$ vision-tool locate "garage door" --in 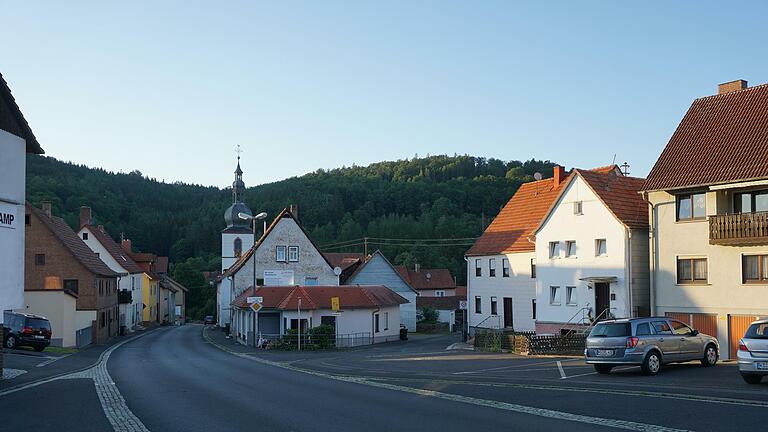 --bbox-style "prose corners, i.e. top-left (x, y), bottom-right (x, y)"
top-left (729, 314), bottom-right (763, 359)
top-left (665, 312), bottom-right (718, 339)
